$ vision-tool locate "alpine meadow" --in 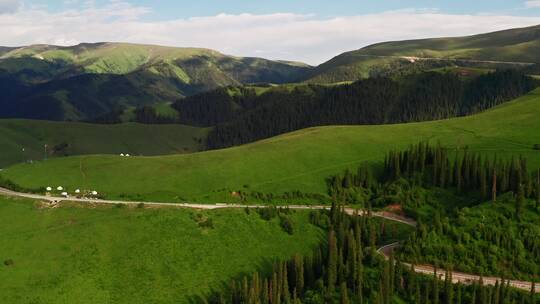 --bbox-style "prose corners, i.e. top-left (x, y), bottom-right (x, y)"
top-left (1, 4), bottom-right (540, 303)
